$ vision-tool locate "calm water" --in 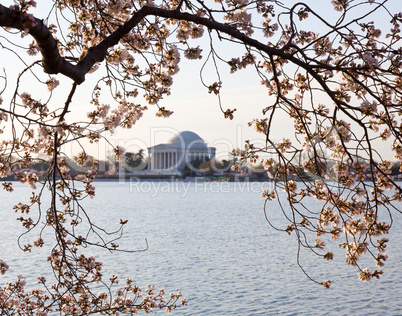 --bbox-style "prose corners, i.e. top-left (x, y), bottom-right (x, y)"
top-left (1, 180), bottom-right (401, 315)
